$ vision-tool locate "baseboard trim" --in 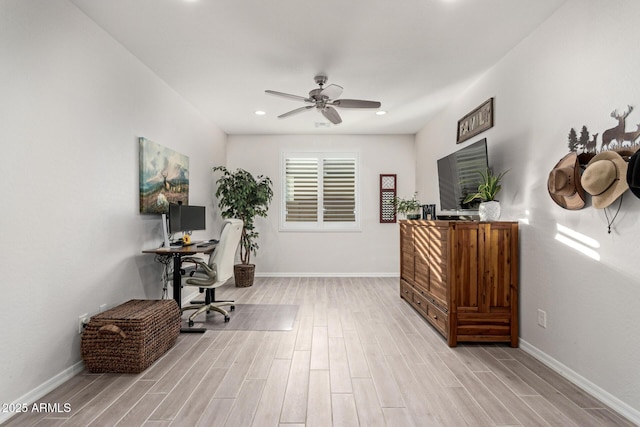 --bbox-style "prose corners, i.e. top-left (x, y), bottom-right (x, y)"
top-left (255, 273), bottom-right (399, 278)
top-left (520, 339), bottom-right (640, 425)
top-left (0, 361), bottom-right (85, 424)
